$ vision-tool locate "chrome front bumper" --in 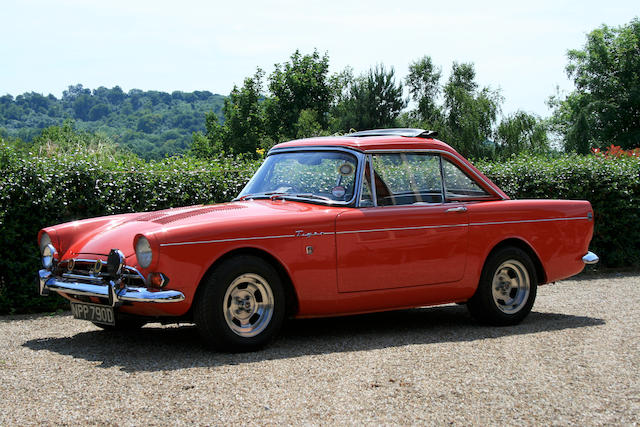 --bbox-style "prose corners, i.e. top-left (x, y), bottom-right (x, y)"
top-left (582, 251), bottom-right (599, 265)
top-left (38, 270), bottom-right (185, 307)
